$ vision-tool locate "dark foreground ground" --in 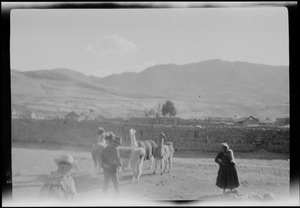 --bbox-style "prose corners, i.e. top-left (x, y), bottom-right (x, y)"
top-left (4, 141), bottom-right (298, 206)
